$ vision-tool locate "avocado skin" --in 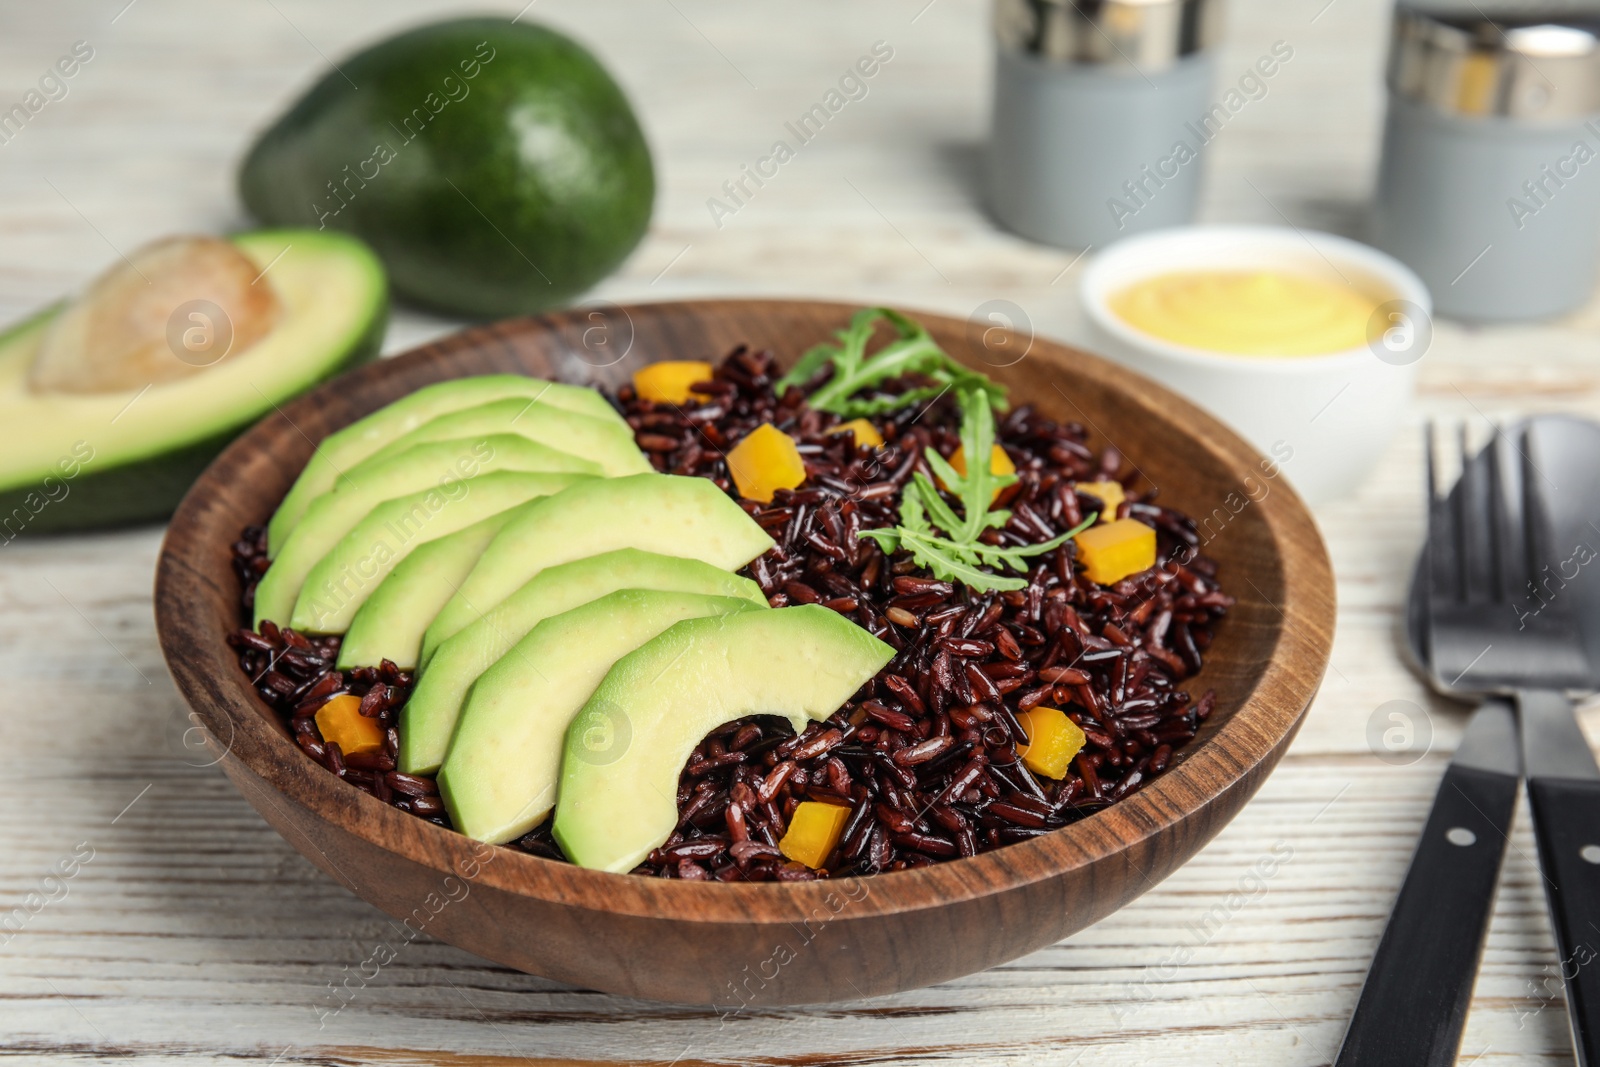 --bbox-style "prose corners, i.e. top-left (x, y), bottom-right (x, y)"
top-left (239, 18), bottom-right (655, 319)
top-left (0, 293), bottom-right (385, 535)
